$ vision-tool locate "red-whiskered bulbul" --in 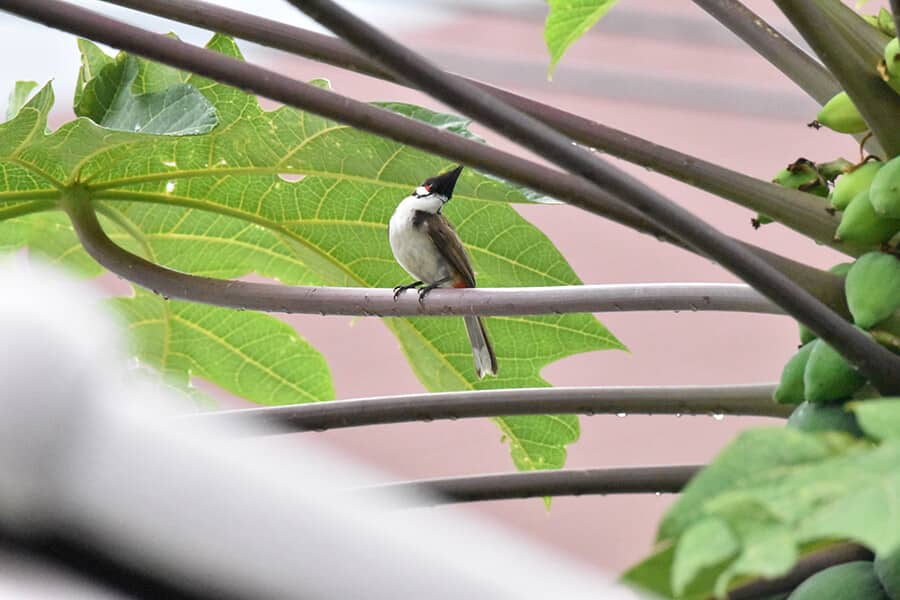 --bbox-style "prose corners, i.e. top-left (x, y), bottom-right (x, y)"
top-left (389, 165), bottom-right (498, 378)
